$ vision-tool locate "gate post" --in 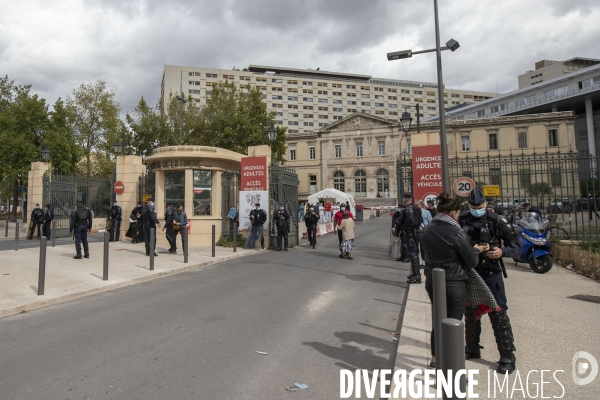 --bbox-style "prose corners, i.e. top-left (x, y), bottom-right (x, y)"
top-left (115, 155), bottom-right (145, 242)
